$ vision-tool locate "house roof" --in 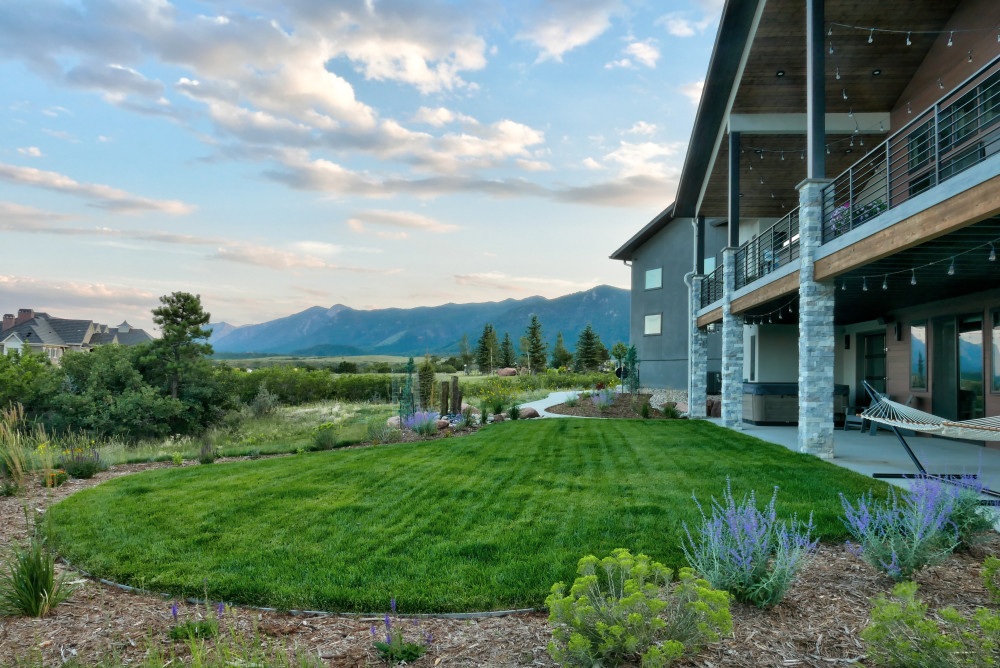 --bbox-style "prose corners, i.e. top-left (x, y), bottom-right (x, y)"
top-left (2, 313), bottom-right (153, 350)
top-left (45, 317), bottom-right (94, 345)
top-left (609, 204), bottom-right (675, 261)
top-left (113, 328), bottom-right (153, 345)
